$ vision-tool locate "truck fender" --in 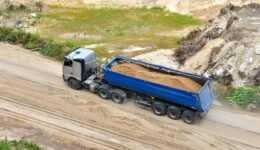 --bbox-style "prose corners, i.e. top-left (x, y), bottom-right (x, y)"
top-left (111, 89), bottom-right (127, 98)
top-left (68, 77), bottom-right (81, 90)
top-left (98, 84), bottom-right (112, 92)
